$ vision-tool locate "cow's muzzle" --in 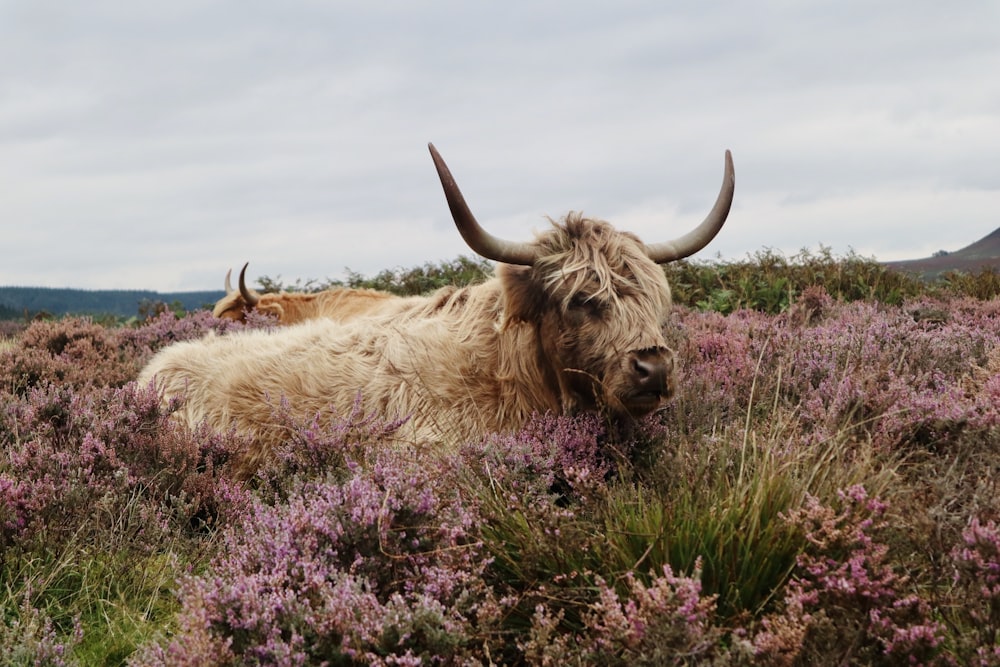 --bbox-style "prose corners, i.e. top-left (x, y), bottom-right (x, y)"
top-left (622, 347), bottom-right (676, 416)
